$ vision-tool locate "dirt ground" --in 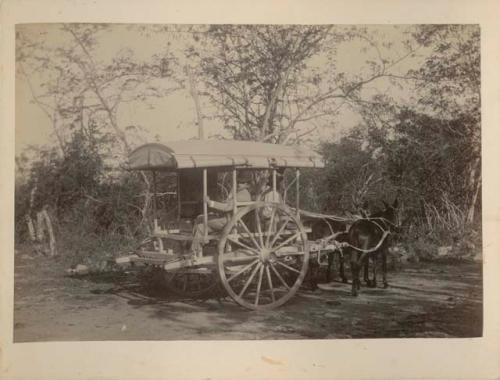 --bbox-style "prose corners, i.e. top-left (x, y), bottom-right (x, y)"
top-left (13, 251), bottom-right (482, 342)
